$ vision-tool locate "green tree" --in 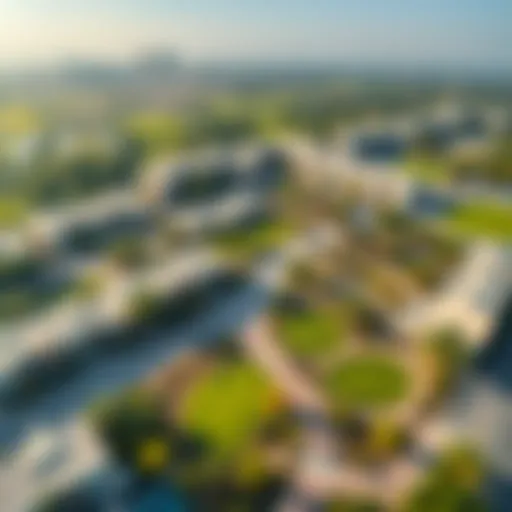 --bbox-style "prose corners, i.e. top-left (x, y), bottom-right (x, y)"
top-left (404, 446), bottom-right (487, 512)
top-left (427, 327), bottom-right (469, 398)
top-left (109, 237), bottom-right (148, 270)
top-left (91, 390), bottom-right (172, 474)
top-left (125, 289), bottom-right (162, 325)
